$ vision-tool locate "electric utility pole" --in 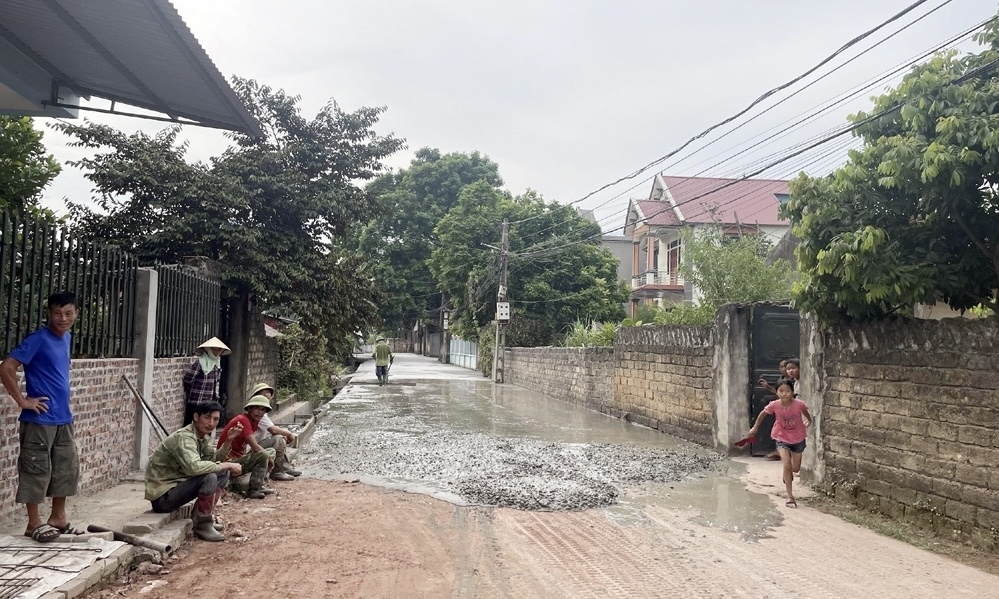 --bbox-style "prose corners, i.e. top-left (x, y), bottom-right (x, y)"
top-left (492, 218), bottom-right (510, 383)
